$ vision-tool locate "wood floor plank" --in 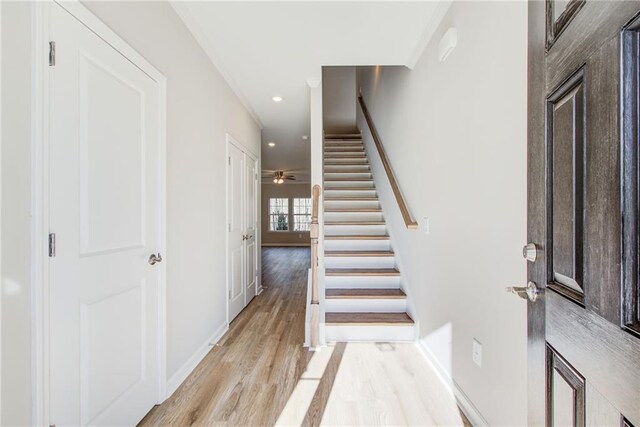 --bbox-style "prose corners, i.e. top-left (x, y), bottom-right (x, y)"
top-left (139, 247), bottom-right (313, 427)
